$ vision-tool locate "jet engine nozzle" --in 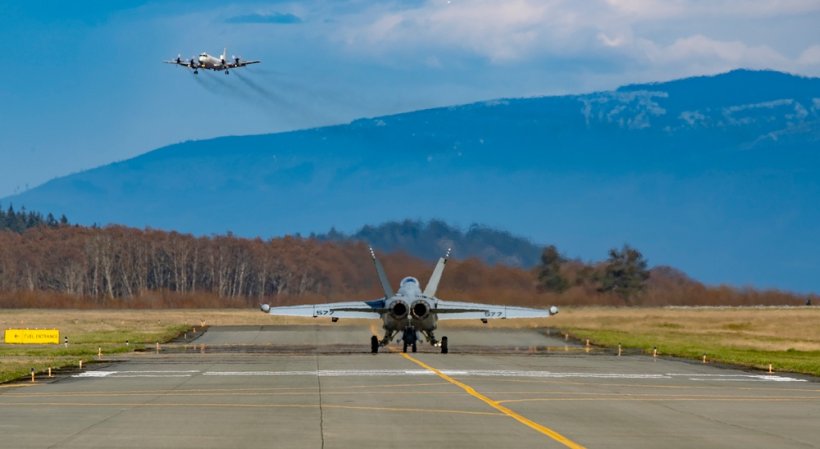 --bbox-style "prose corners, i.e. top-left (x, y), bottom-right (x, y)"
top-left (260, 304), bottom-right (271, 313)
top-left (411, 301), bottom-right (430, 319)
top-left (389, 301), bottom-right (408, 319)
